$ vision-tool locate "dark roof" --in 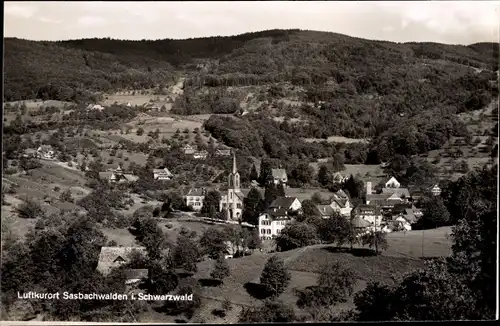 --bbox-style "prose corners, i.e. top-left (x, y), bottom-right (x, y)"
top-left (268, 207), bottom-right (291, 218)
top-left (366, 193), bottom-right (392, 202)
top-left (355, 204), bottom-right (382, 215)
top-left (316, 205), bottom-right (335, 216)
top-left (382, 188), bottom-right (411, 198)
top-left (392, 203), bottom-right (413, 214)
top-left (269, 197), bottom-right (298, 209)
top-left (241, 188), bottom-right (265, 198)
top-left (185, 188), bottom-right (207, 197)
